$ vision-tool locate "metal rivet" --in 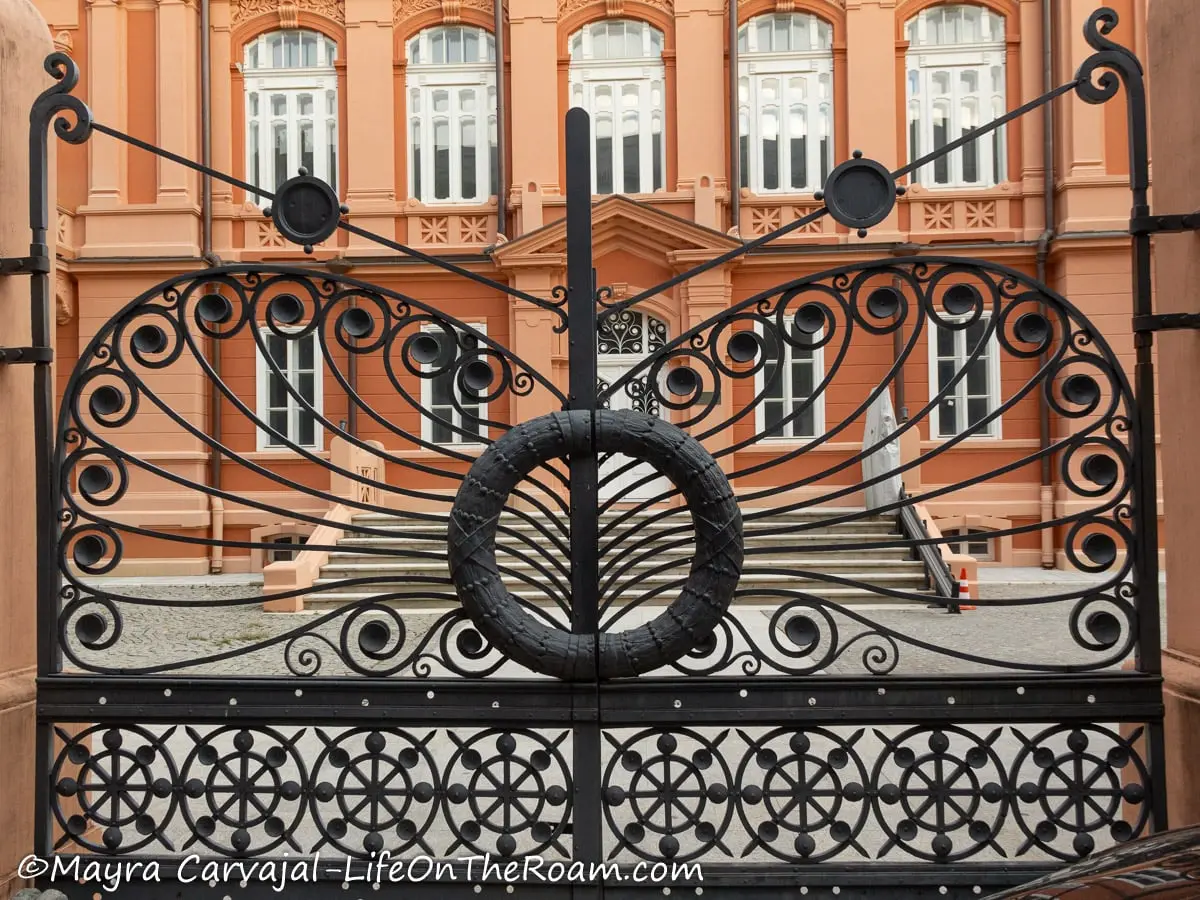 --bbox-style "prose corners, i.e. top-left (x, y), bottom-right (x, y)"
top-left (877, 687), bottom-right (886, 696)
top-left (673, 699), bottom-right (682, 709)
top-left (1087, 695), bottom-right (1096, 704)
top-left (695, 890), bottom-right (703, 897)
top-left (295, 688), bottom-right (304, 697)
top-left (229, 698), bottom-right (238, 706)
top-left (427, 691), bottom-right (436, 700)
top-left (361, 699), bottom-right (369, 707)
top-left (663, 889), bottom-right (671, 896)
top-left (940, 888), bottom-right (948, 896)
top-left (974, 888), bottom-right (983, 895)
top-left (947, 697), bottom-right (956, 705)
top-left (492, 701), bottom-right (500, 708)
top-left (1017, 686), bottom-right (1025, 695)
top-left (833, 889), bottom-right (841, 896)
top-left (739, 689), bottom-right (748, 698)
top-left (507, 886), bottom-right (514, 894)
top-left (808, 697), bottom-right (816, 706)
top-left (474, 888), bottom-right (482, 895)
top-left (163, 688), bottom-right (172, 697)
top-left (99, 697), bottom-right (107, 705)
